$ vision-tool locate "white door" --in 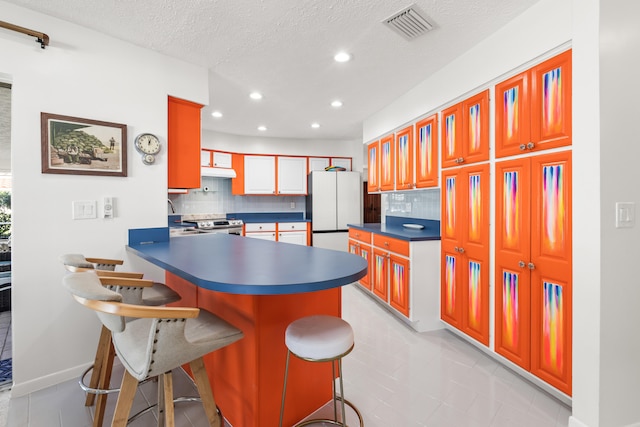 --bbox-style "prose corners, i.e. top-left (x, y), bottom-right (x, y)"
top-left (278, 231), bottom-right (307, 246)
top-left (244, 155), bottom-right (276, 194)
top-left (310, 172), bottom-right (337, 231)
top-left (336, 172), bottom-right (361, 229)
top-left (277, 156), bottom-right (307, 194)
